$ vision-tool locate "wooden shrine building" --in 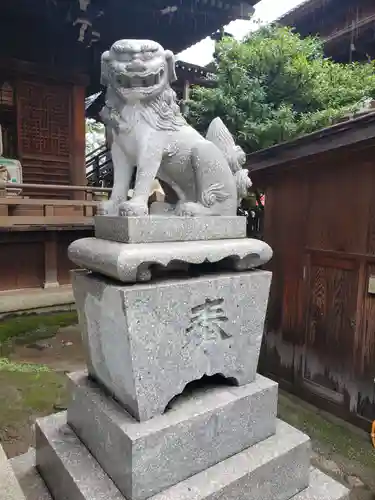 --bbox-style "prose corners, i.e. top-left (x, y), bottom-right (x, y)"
top-left (0, 0), bottom-right (256, 294)
top-left (249, 111), bottom-right (375, 428)
top-left (279, 0), bottom-right (375, 62)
